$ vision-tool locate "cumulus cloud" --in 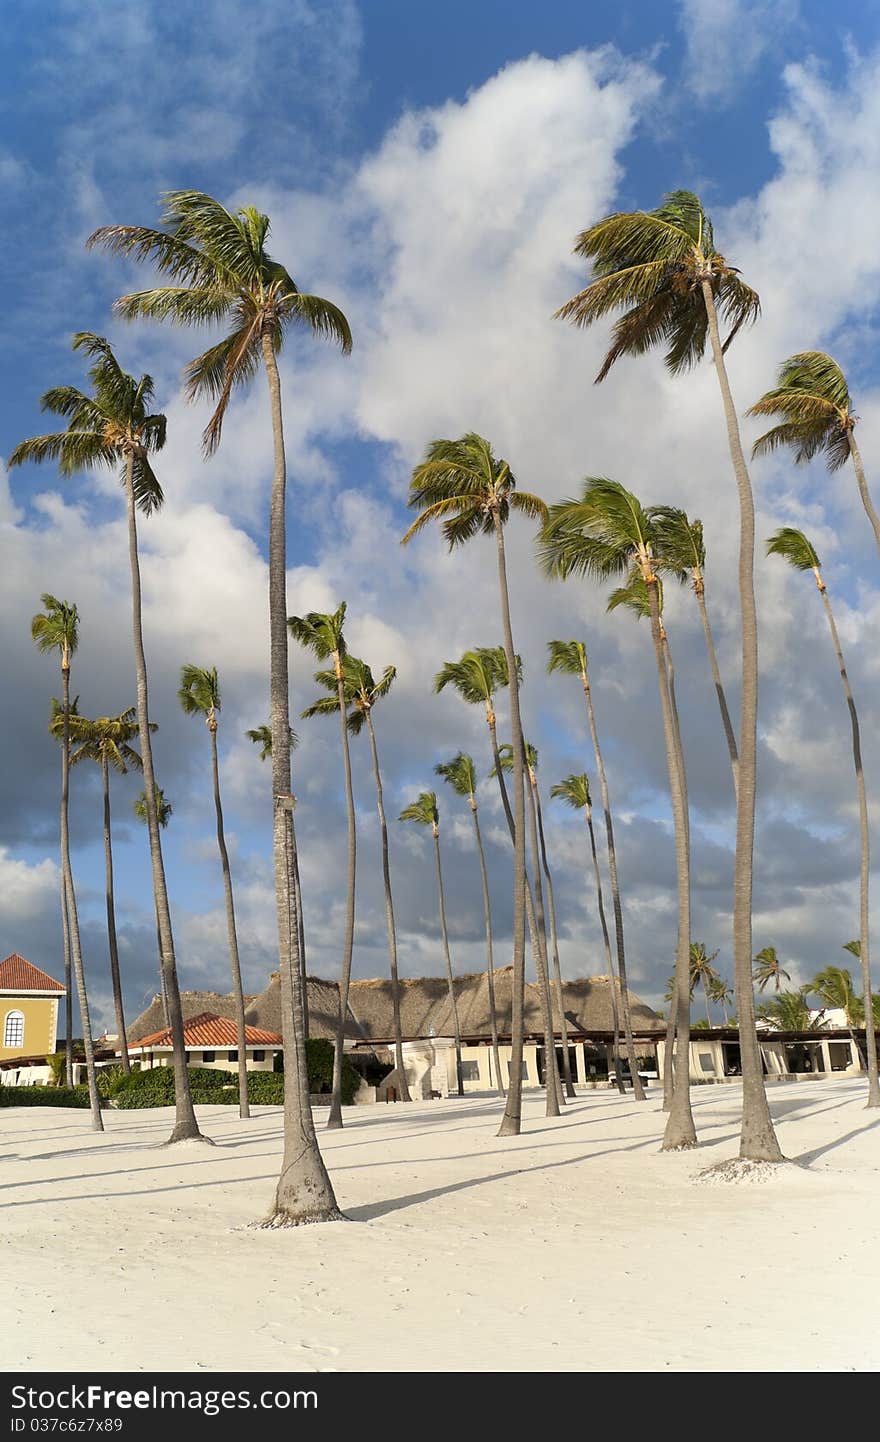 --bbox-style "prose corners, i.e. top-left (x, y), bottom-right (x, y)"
top-left (677, 0), bottom-right (801, 101)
